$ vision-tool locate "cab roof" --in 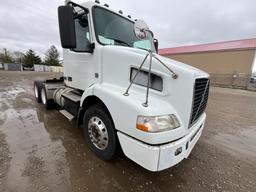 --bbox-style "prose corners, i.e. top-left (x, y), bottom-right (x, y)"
top-left (79, 0), bottom-right (134, 22)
